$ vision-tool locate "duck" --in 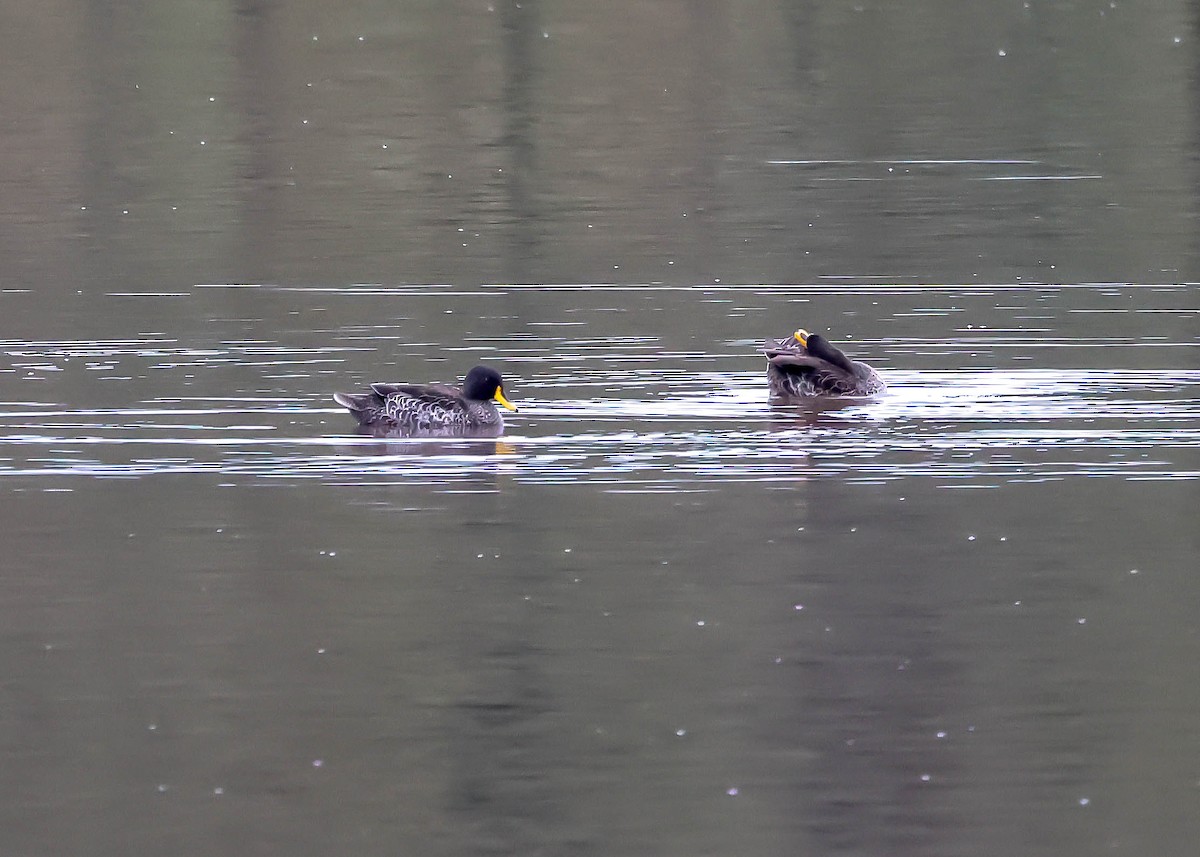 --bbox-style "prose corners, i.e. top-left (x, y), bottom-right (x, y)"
top-left (333, 364), bottom-right (517, 436)
top-left (764, 329), bottom-right (885, 398)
